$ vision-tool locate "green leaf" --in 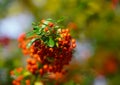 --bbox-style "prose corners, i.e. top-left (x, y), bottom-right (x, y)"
top-left (23, 70), bottom-right (31, 77)
top-left (27, 38), bottom-right (39, 48)
top-left (26, 31), bottom-right (35, 38)
top-left (36, 27), bottom-right (42, 35)
top-left (33, 26), bottom-right (39, 30)
top-left (41, 24), bottom-right (46, 28)
top-left (46, 18), bottom-right (53, 22)
top-left (56, 42), bottom-right (59, 47)
top-left (41, 35), bottom-right (48, 42)
top-left (56, 16), bottom-right (66, 23)
top-left (47, 37), bottom-right (55, 47)
top-left (54, 26), bottom-right (60, 30)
